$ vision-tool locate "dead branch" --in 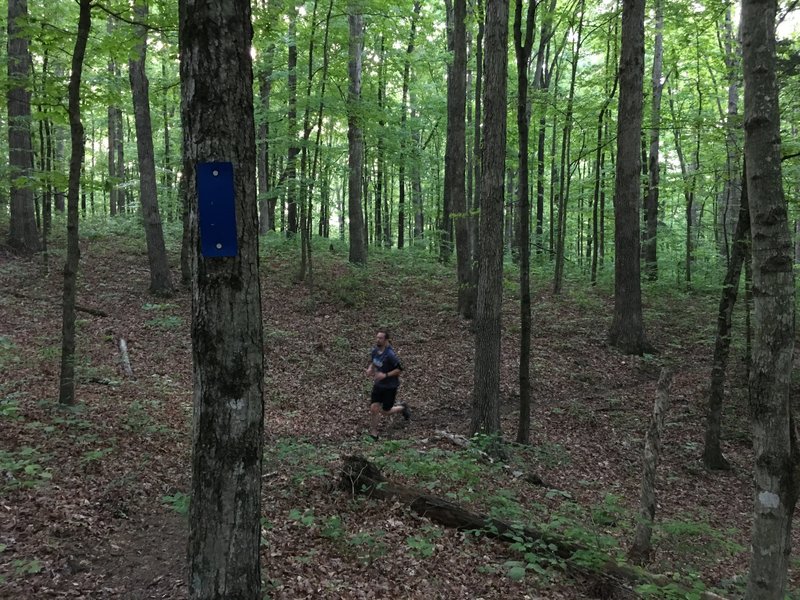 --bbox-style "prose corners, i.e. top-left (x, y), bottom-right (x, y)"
top-left (118, 338), bottom-right (134, 378)
top-left (7, 289), bottom-right (108, 317)
top-left (629, 368), bottom-right (673, 565)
